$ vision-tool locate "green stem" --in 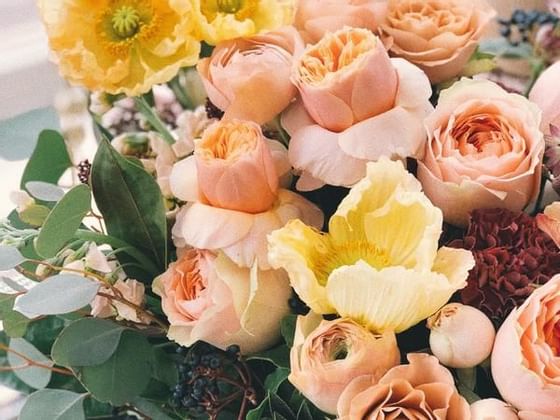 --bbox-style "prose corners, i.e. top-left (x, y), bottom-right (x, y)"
top-left (133, 95), bottom-right (176, 145)
top-left (75, 229), bottom-right (160, 276)
top-left (169, 74), bottom-right (194, 110)
top-left (524, 58), bottom-right (545, 97)
top-left (532, 172), bottom-right (548, 216)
